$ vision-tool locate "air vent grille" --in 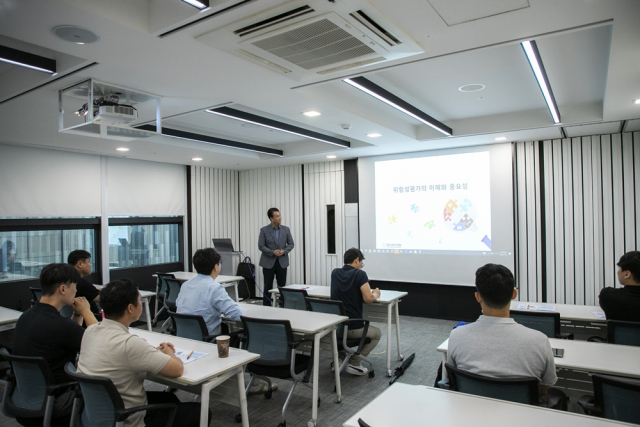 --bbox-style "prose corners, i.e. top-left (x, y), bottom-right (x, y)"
top-left (349, 10), bottom-right (401, 46)
top-left (234, 5), bottom-right (315, 37)
top-left (114, 105), bottom-right (135, 115)
top-left (251, 18), bottom-right (375, 70)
